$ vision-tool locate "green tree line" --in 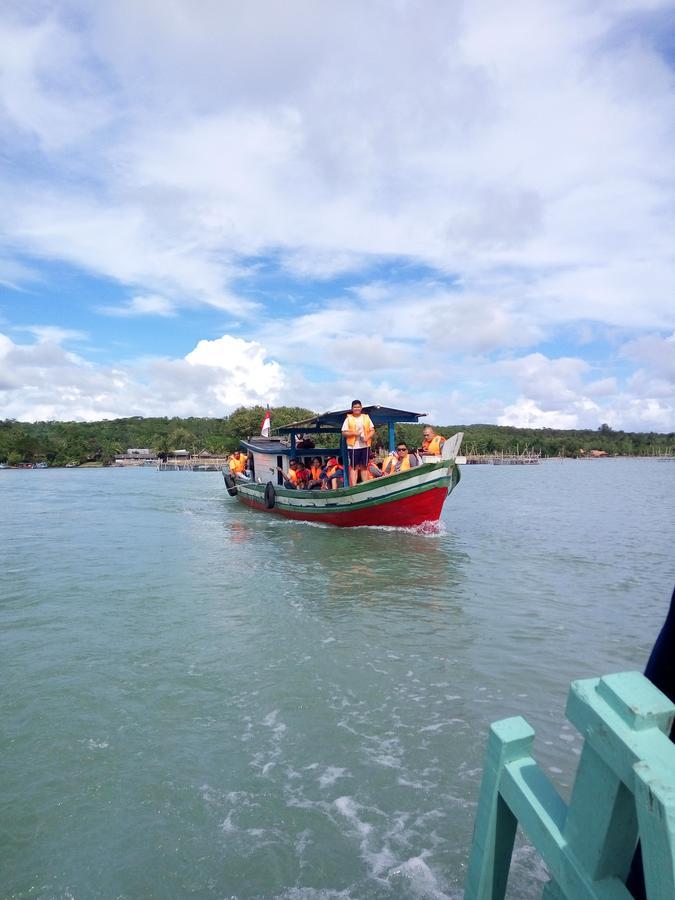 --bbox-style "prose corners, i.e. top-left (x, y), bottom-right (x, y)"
top-left (0, 409), bottom-right (672, 466)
